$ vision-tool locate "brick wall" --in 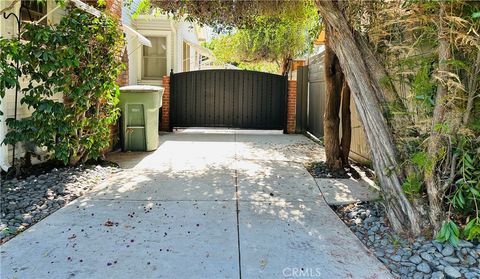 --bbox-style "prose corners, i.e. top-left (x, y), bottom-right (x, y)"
top-left (81, 0), bottom-right (122, 18)
top-left (117, 50), bottom-right (129, 86)
top-left (286, 80), bottom-right (297, 134)
top-left (160, 76), bottom-right (171, 131)
top-left (105, 0), bottom-right (123, 18)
